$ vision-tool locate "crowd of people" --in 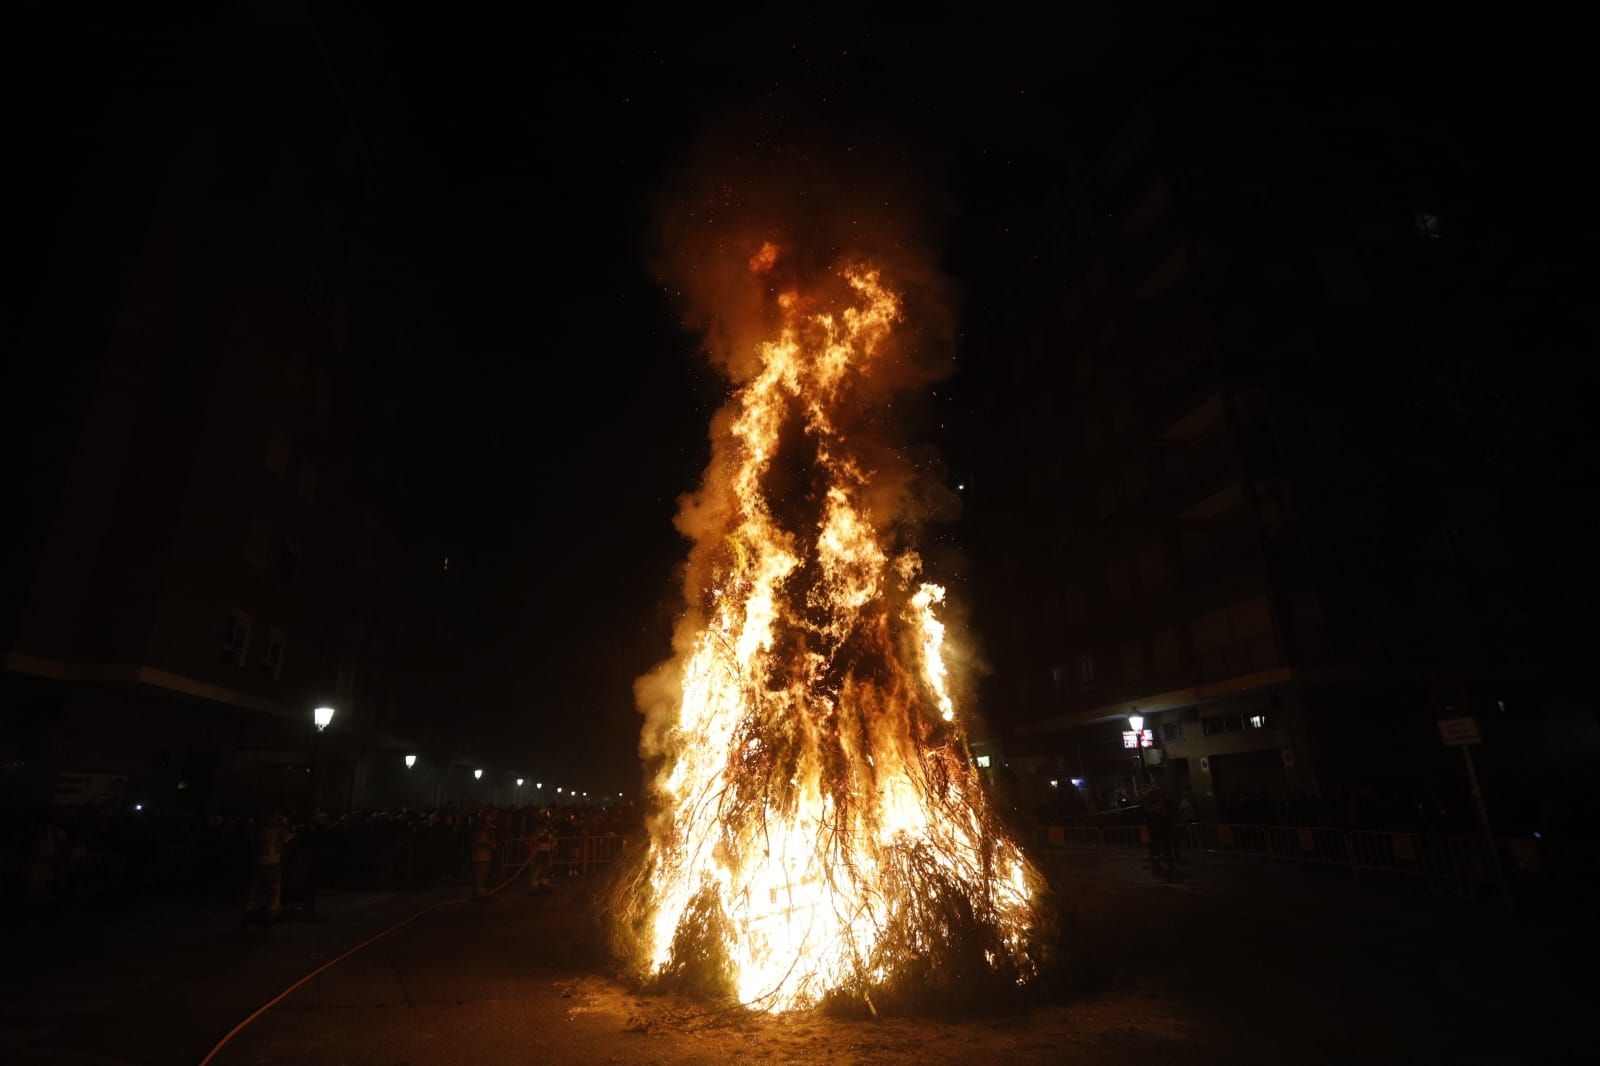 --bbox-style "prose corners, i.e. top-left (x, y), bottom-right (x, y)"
top-left (1, 801), bottom-right (638, 915)
top-left (1030, 778), bottom-right (1580, 838)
